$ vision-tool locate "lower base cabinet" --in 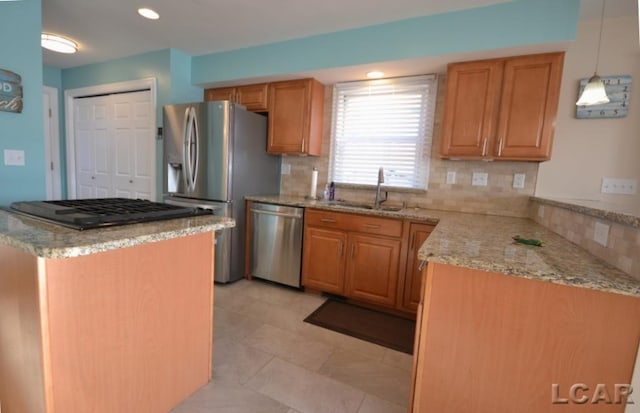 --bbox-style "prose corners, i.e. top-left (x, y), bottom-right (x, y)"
top-left (302, 227), bottom-right (346, 294)
top-left (302, 209), bottom-right (434, 313)
top-left (345, 233), bottom-right (401, 307)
